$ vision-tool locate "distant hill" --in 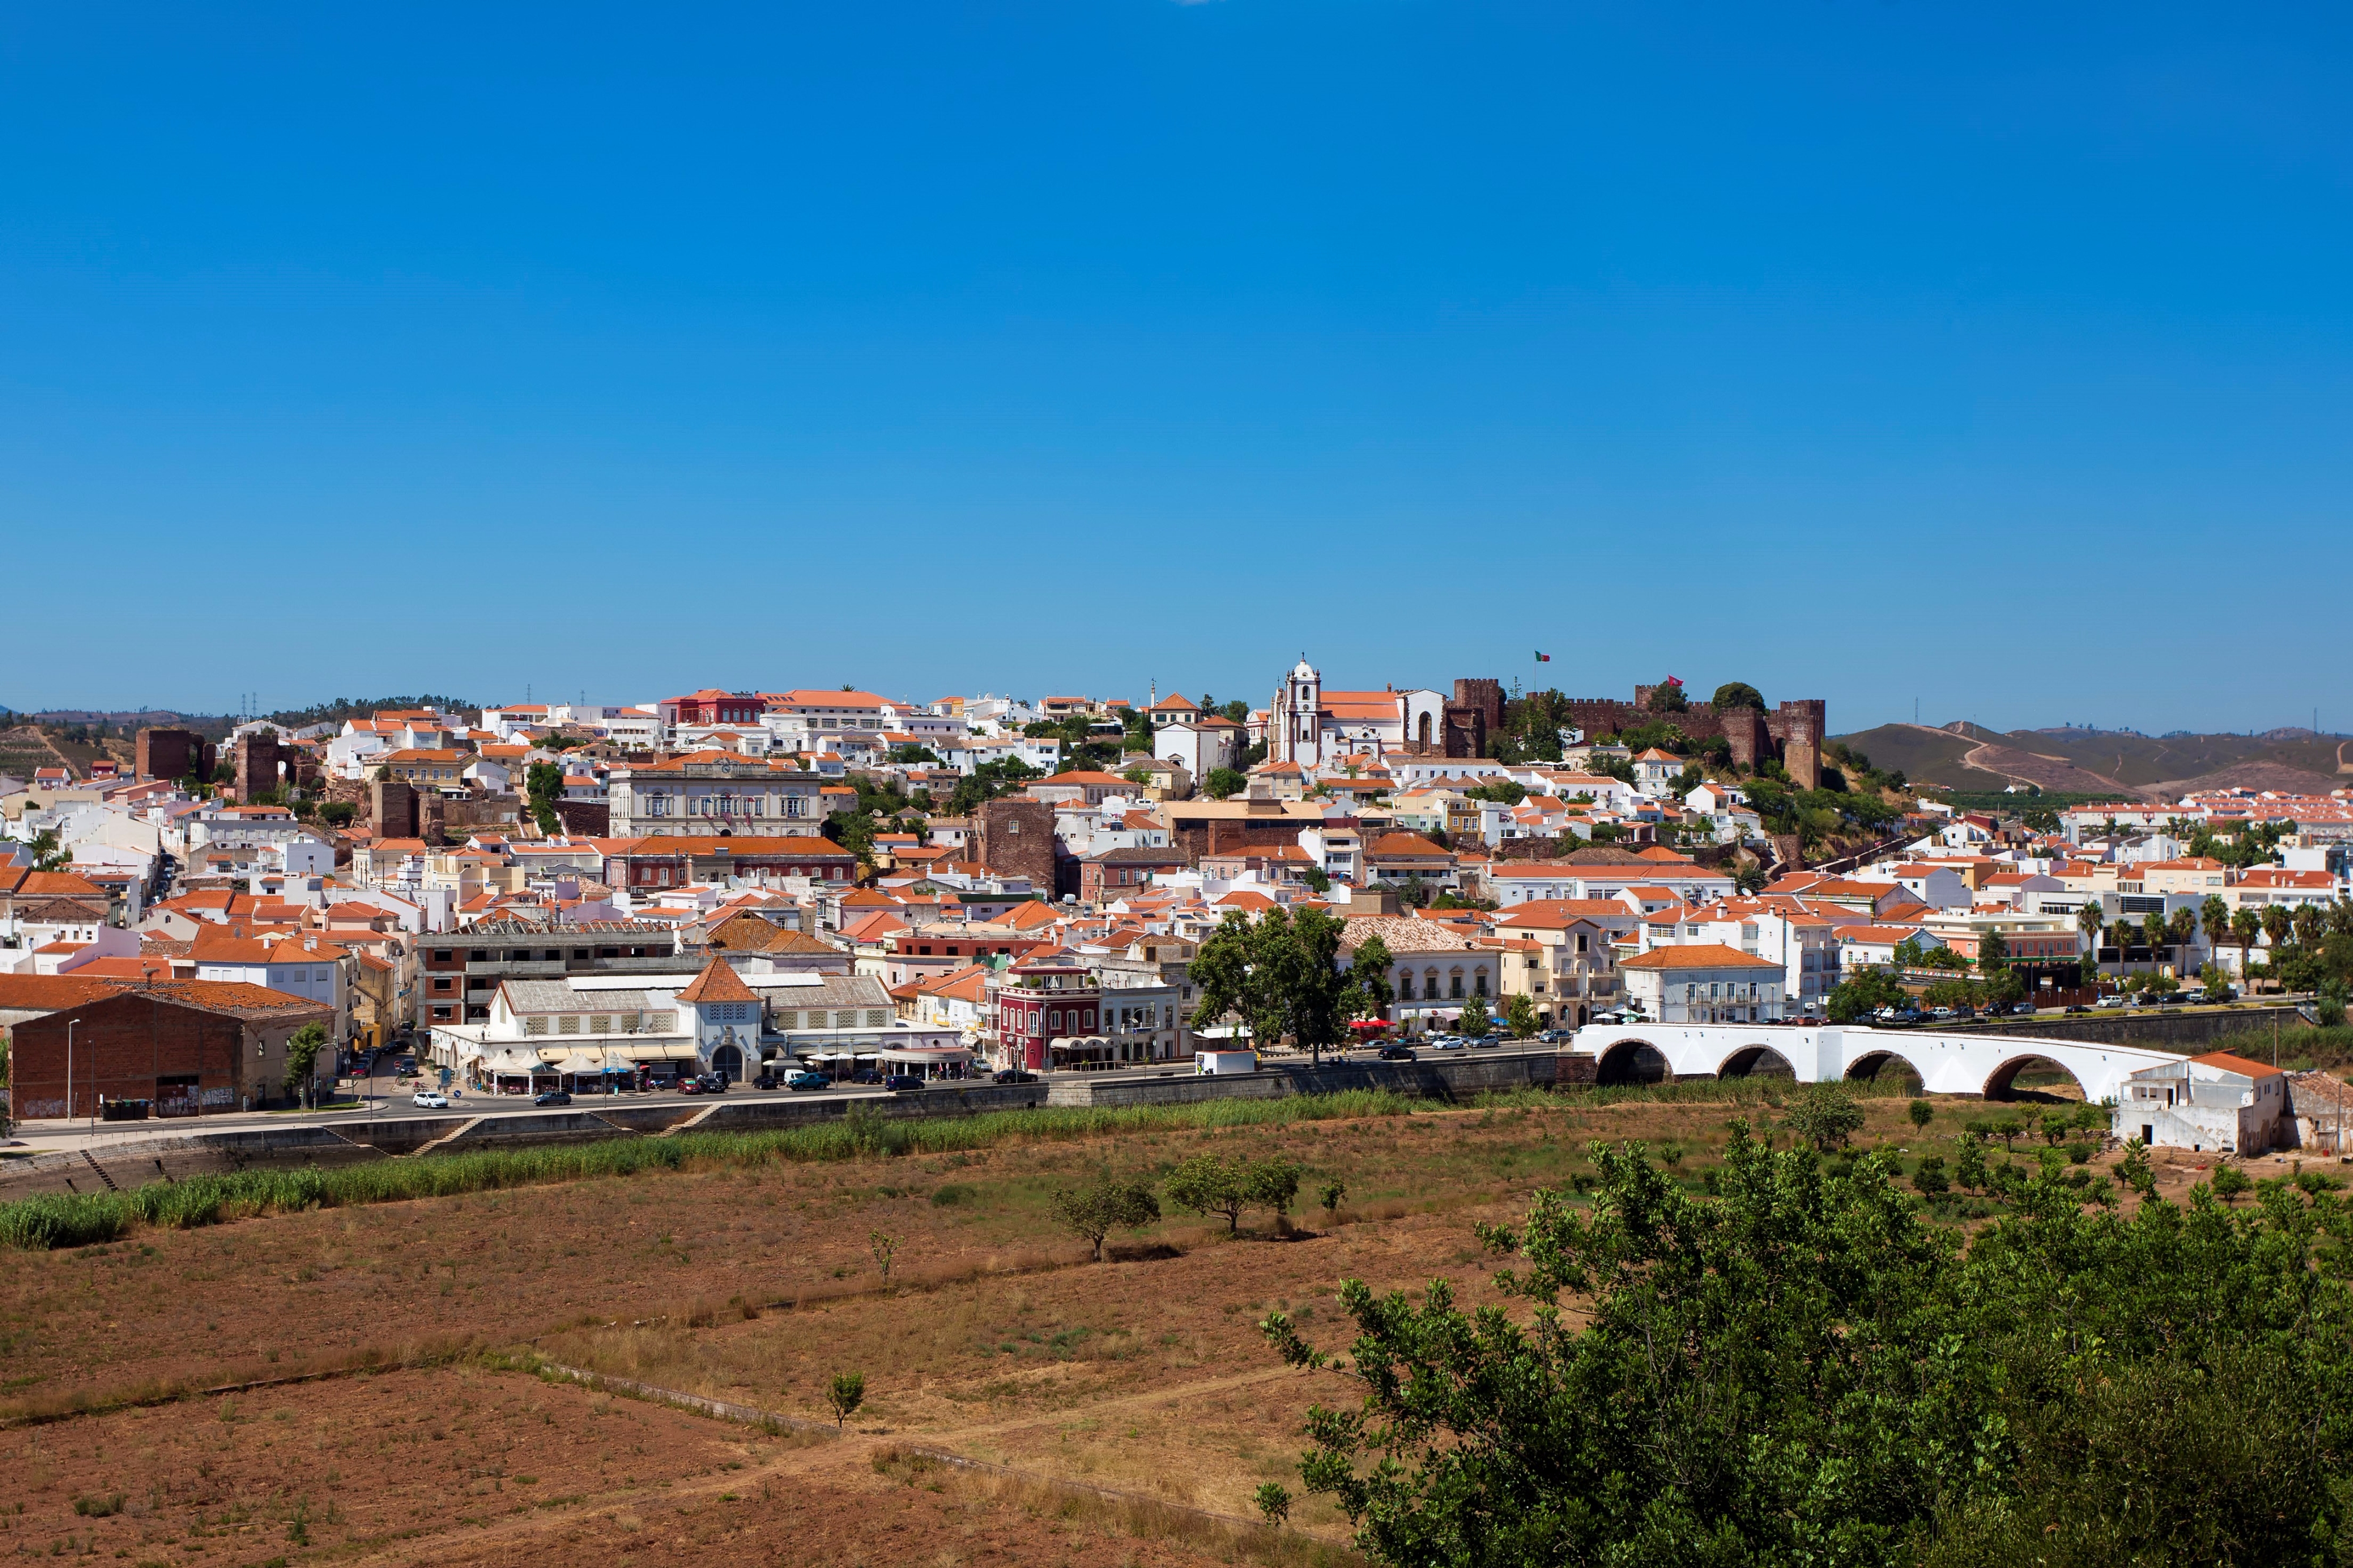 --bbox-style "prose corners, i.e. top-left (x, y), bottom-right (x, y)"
top-left (1831, 723), bottom-right (2351, 800)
